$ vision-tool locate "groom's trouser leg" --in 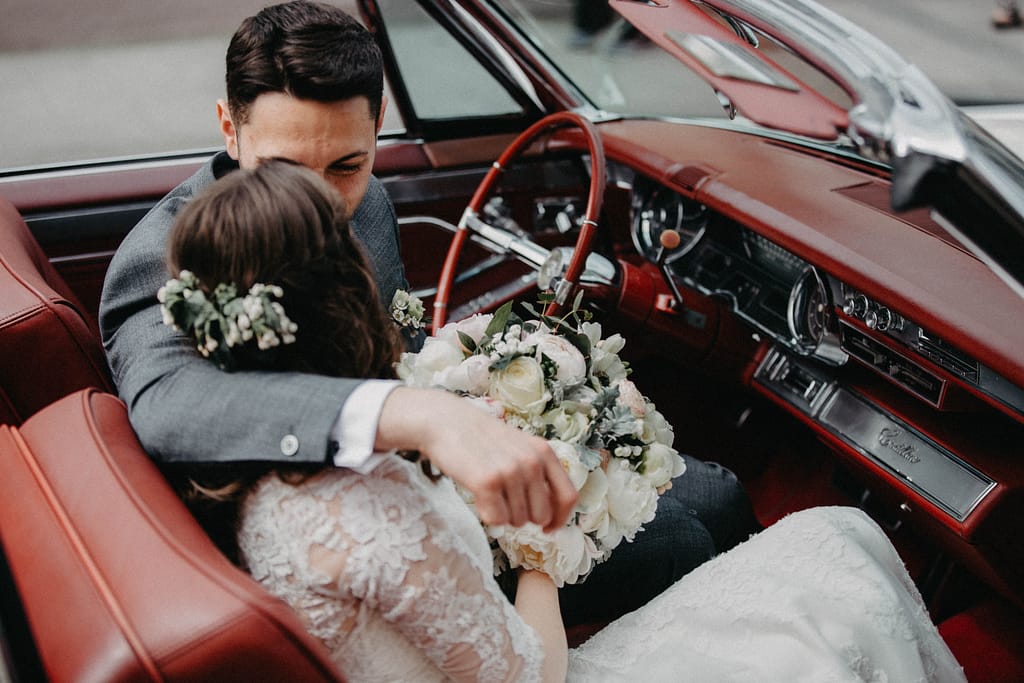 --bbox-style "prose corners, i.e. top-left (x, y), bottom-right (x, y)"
top-left (557, 455), bottom-right (758, 627)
